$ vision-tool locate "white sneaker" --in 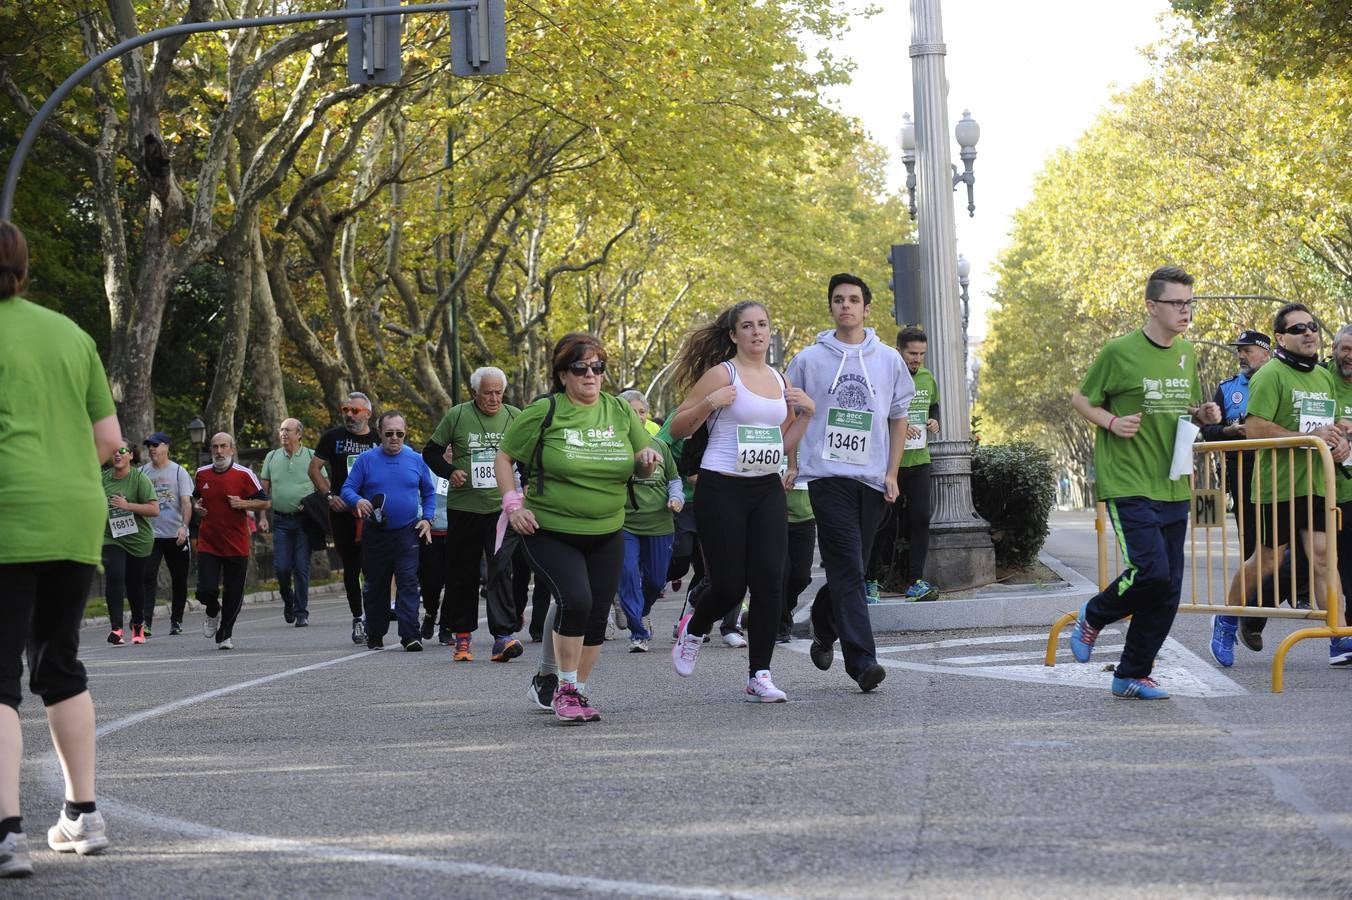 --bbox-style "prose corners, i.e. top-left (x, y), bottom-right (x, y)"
top-left (217, 637), bottom-right (234, 650)
top-left (629, 638), bottom-right (650, 653)
top-left (0, 831), bottom-right (33, 877)
top-left (202, 616), bottom-right (218, 639)
top-left (671, 614), bottom-right (702, 677)
top-left (723, 631), bottom-right (748, 649)
top-left (604, 612), bottom-right (617, 641)
top-left (745, 670), bottom-right (787, 703)
top-left (47, 809), bottom-right (109, 855)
